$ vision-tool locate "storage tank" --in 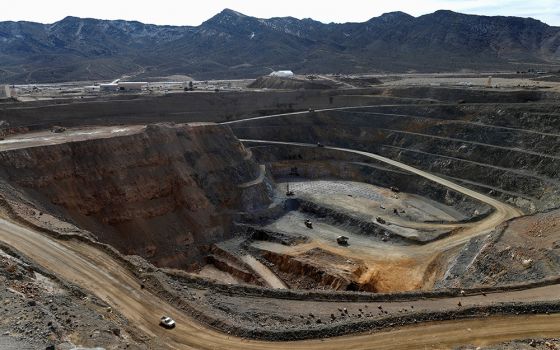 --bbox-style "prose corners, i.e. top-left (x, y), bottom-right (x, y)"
top-left (269, 70), bottom-right (295, 78)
